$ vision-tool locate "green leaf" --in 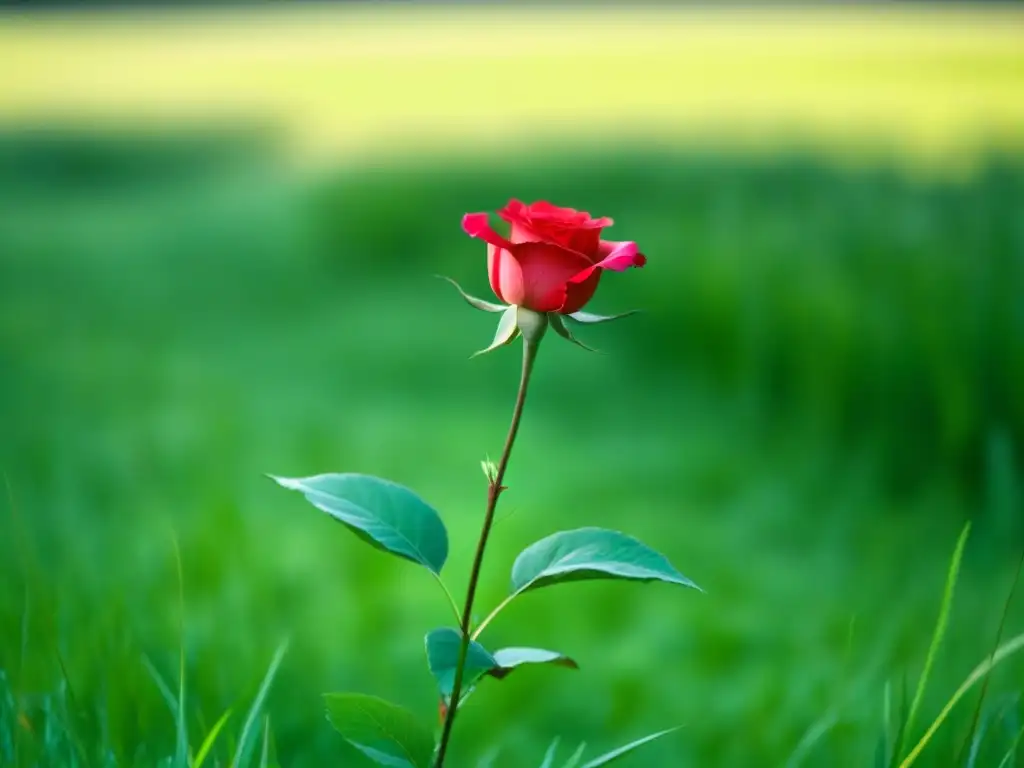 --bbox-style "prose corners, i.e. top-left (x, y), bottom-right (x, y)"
top-left (324, 693), bottom-right (435, 768)
top-left (425, 628), bottom-right (499, 698)
top-left (472, 305), bottom-right (520, 357)
top-left (489, 647), bottom-right (579, 680)
top-left (437, 275), bottom-right (508, 313)
top-left (270, 474), bottom-right (448, 575)
top-left (566, 309), bottom-right (639, 324)
top-left (579, 727), bottom-right (680, 767)
top-left (549, 313), bottom-right (598, 352)
top-left (510, 527), bottom-right (701, 596)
